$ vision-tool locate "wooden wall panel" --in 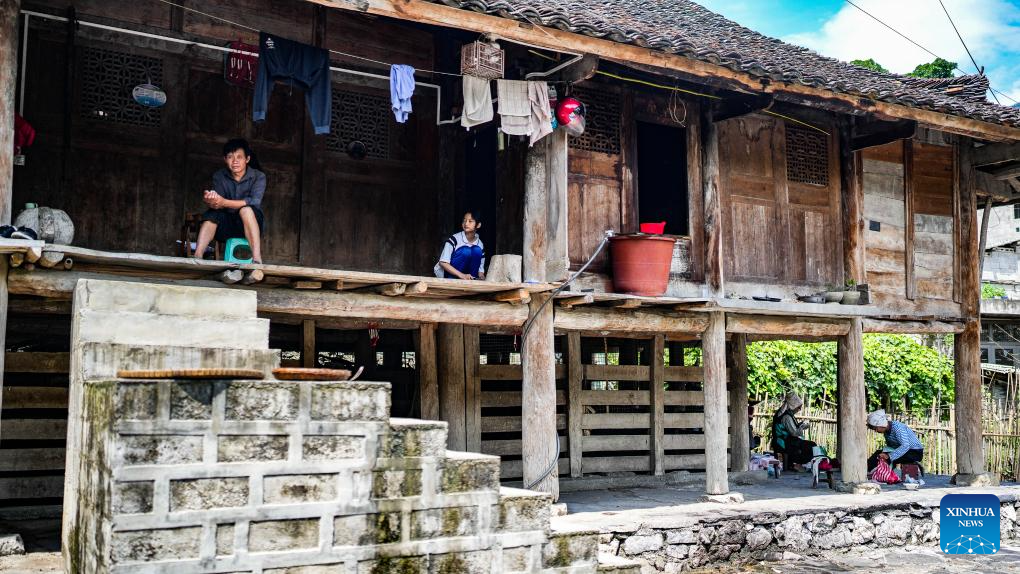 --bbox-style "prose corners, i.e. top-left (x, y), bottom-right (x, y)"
top-left (911, 142), bottom-right (956, 301)
top-left (567, 151), bottom-right (622, 270)
top-left (862, 142), bottom-right (907, 296)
